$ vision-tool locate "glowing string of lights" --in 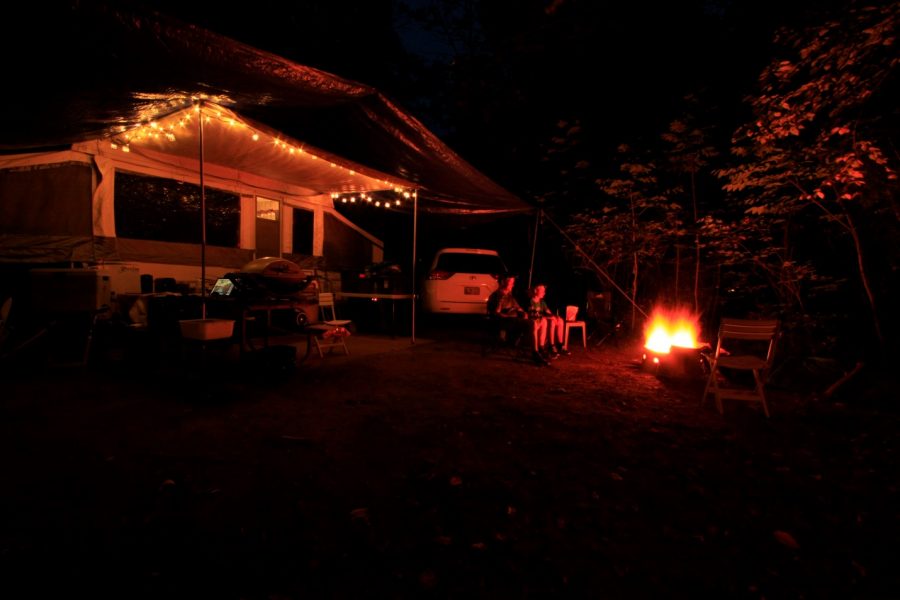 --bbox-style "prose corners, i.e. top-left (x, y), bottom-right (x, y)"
top-left (106, 98), bottom-right (417, 204)
top-left (330, 188), bottom-right (417, 210)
